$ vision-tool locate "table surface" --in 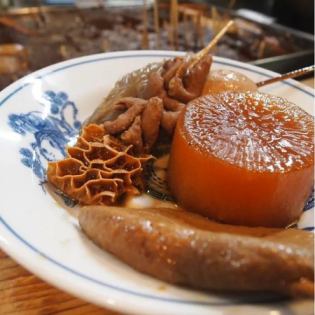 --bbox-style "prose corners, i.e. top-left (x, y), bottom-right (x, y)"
top-left (0, 77), bottom-right (314, 315)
